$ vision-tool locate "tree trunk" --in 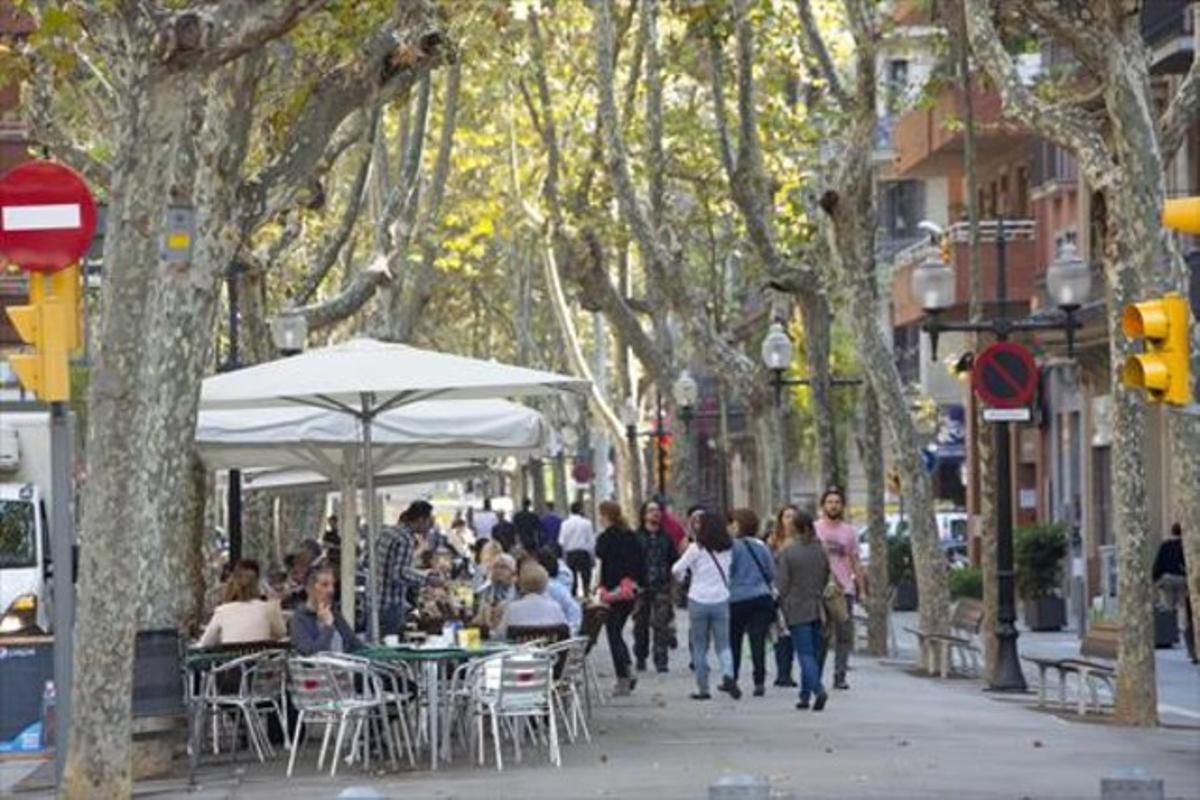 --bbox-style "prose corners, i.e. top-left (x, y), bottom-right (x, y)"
top-left (181, 454), bottom-right (211, 638)
top-left (801, 293), bottom-right (839, 491)
top-left (858, 384), bottom-right (890, 655)
top-left (65, 63), bottom-right (197, 798)
top-left (278, 491), bottom-right (326, 558)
